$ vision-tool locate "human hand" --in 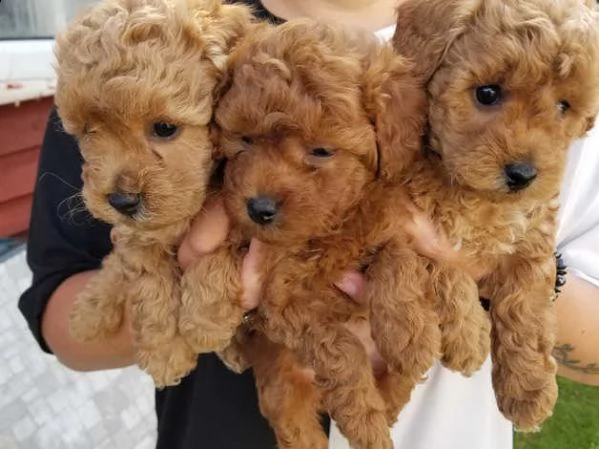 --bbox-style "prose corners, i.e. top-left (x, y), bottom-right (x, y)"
top-left (403, 202), bottom-right (488, 281)
top-left (331, 203), bottom-right (491, 375)
top-left (177, 197), bottom-right (265, 311)
top-left (178, 198), bottom-right (230, 270)
top-left (178, 198), bottom-right (386, 370)
top-left (335, 272), bottom-right (387, 376)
